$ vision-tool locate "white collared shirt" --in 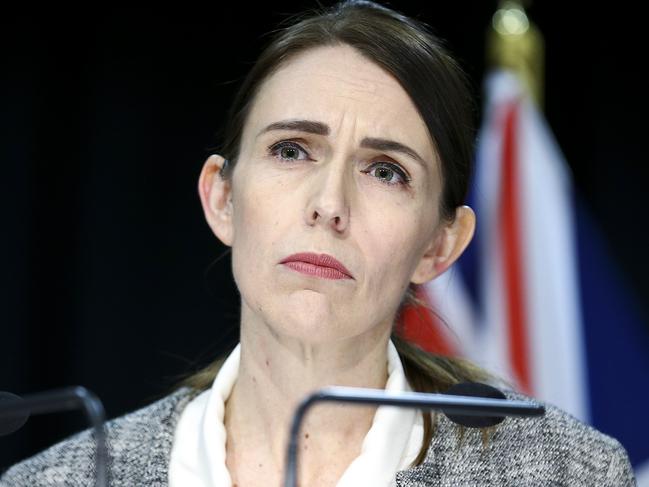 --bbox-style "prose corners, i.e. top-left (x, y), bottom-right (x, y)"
top-left (168, 340), bottom-right (423, 487)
